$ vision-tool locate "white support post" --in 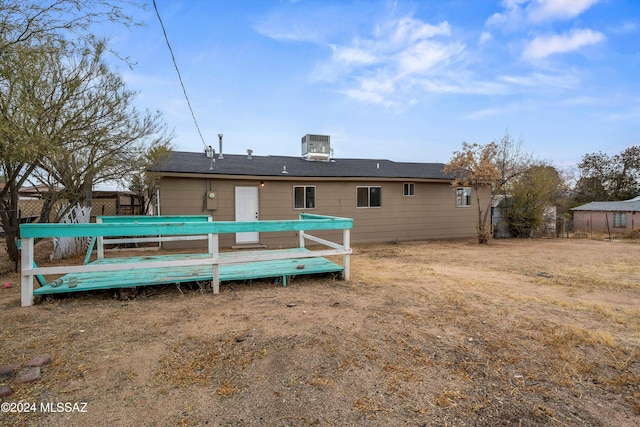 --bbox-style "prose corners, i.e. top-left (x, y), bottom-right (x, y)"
top-left (212, 265), bottom-right (220, 294)
top-left (342, 229), bottom-right (351, 280)
top-left (21, 237), bottom-right (35, 307)
top-left (96, 217), bottom-right (104, 260)
top-left (207, 216), bottom-right (214, 254)
top-left (298, 213), bottom-right (305, 249)
top-left (211, 233), bottom-right (220, 294)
